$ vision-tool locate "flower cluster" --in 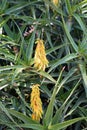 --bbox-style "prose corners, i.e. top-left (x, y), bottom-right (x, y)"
top-left (34, 38), bottom-right (49, 71)
top-left (30, 84), bottom-right (43, 121)
top-left (30, 38), bottom-right (48, 121)
top-left (52, 0), bottom-right (59, 6)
